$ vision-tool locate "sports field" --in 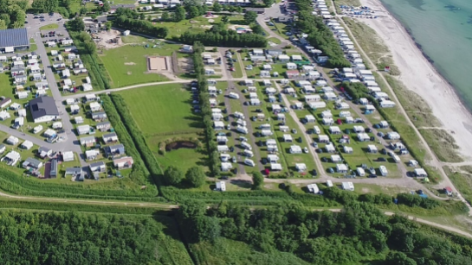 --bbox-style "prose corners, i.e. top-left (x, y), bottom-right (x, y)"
top-left (100, 42), bottom-right (181, 88)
